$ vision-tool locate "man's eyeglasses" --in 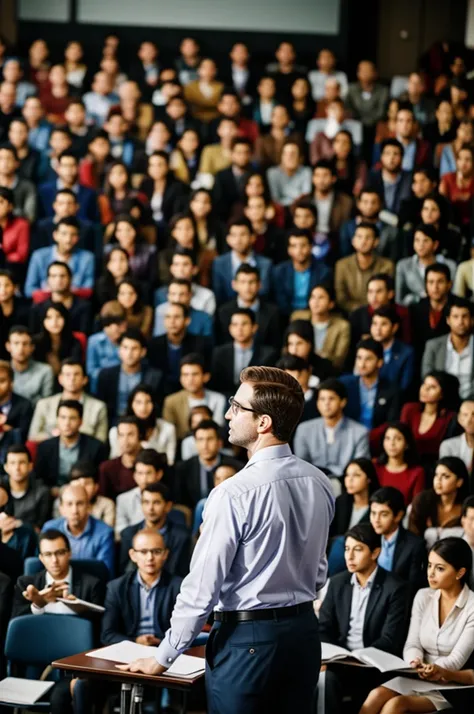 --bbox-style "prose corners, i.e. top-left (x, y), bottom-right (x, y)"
top-left (228, 396), bottom-right (258, 415)
top-left (40, 549), bottom-right (69, 559)
top-left (133, 548), bottom-right (166, 557)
